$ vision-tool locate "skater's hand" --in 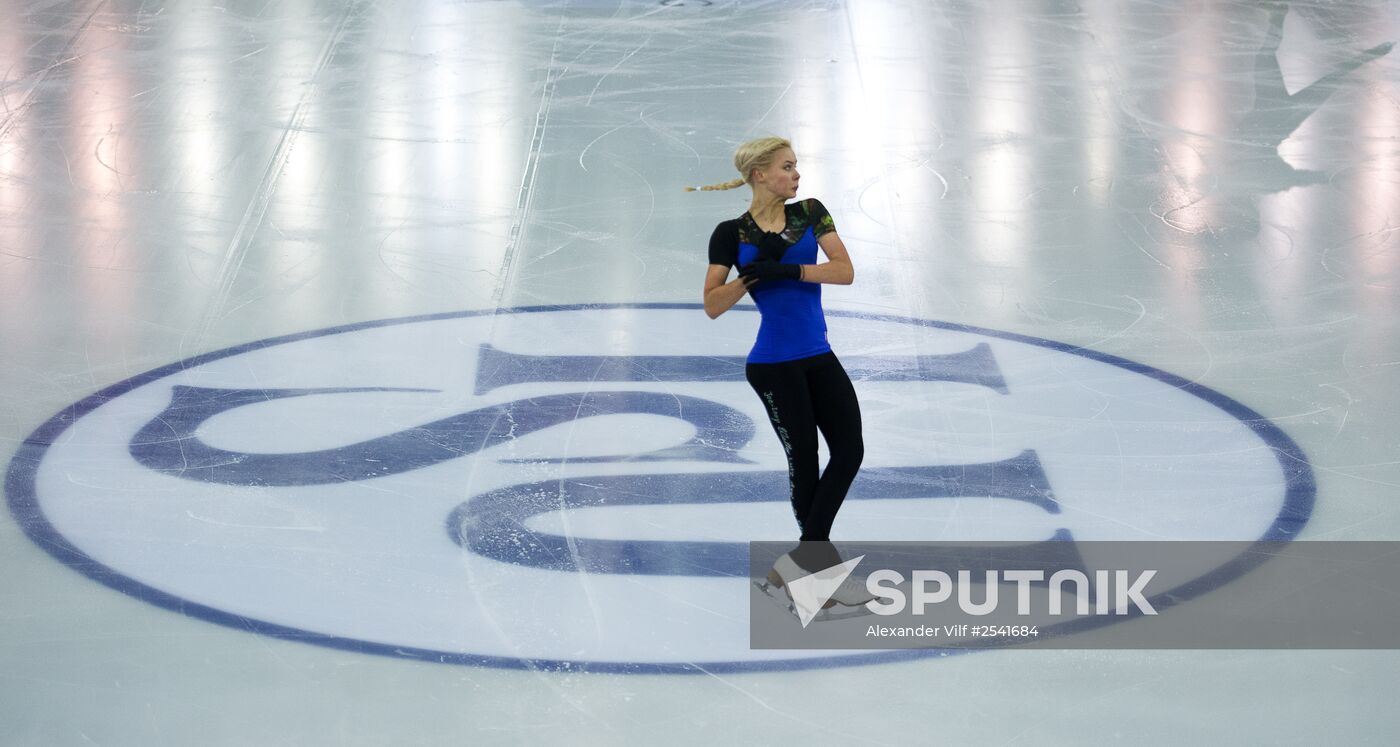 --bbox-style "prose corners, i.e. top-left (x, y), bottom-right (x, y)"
top-left (739, 257), bottom-right (802, 285)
